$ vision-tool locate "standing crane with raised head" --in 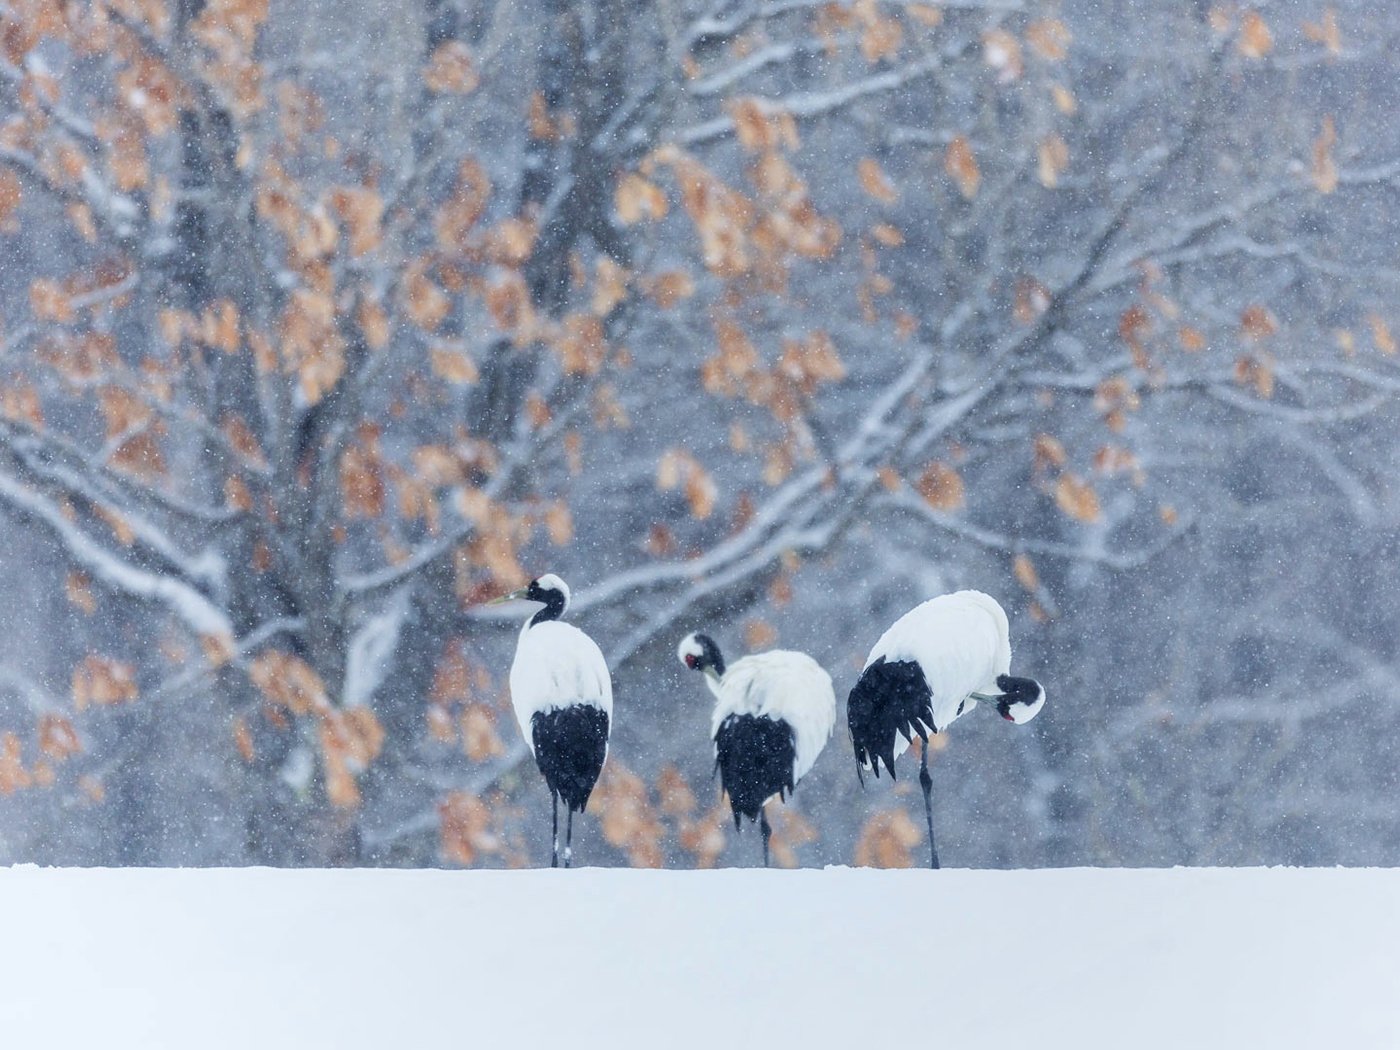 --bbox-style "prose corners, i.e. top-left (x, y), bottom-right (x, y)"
top-left (491, 574), bottom-right (611, 868)
top-left (846, 589), bottom-right (1046, 869)
top-left (678, 632), bottom-right (836, 866)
